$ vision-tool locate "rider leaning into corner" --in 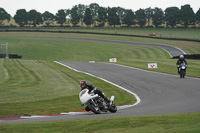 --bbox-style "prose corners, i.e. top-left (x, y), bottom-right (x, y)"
top-left (176, 55), bottom-right (188, 74)
top-left (80, 80), bottom-right (111, 111)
